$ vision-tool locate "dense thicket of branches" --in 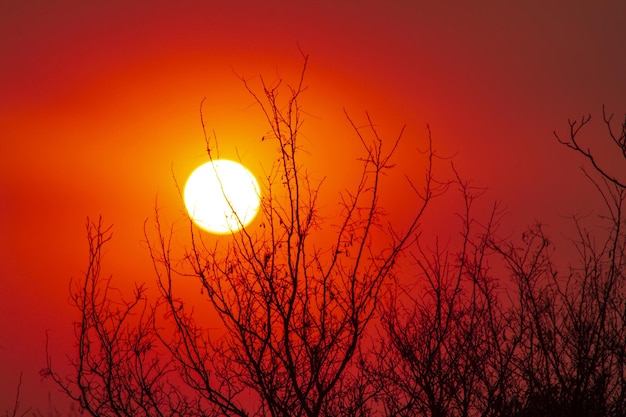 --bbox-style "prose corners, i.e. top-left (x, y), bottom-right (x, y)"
top-left (368, 109), bottom-right (626, 417)
top-left (41, 61), bottom-right (626, 417)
